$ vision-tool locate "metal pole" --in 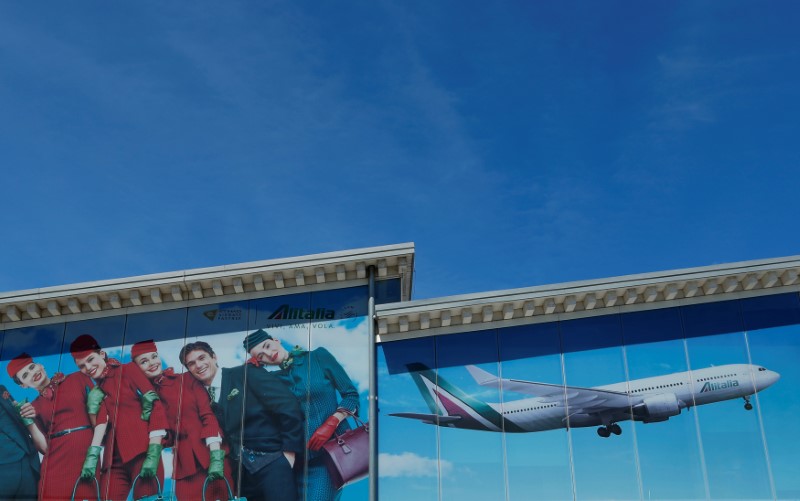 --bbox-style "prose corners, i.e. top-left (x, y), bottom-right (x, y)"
top-left (368, 266), bottom-right (378, 501)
